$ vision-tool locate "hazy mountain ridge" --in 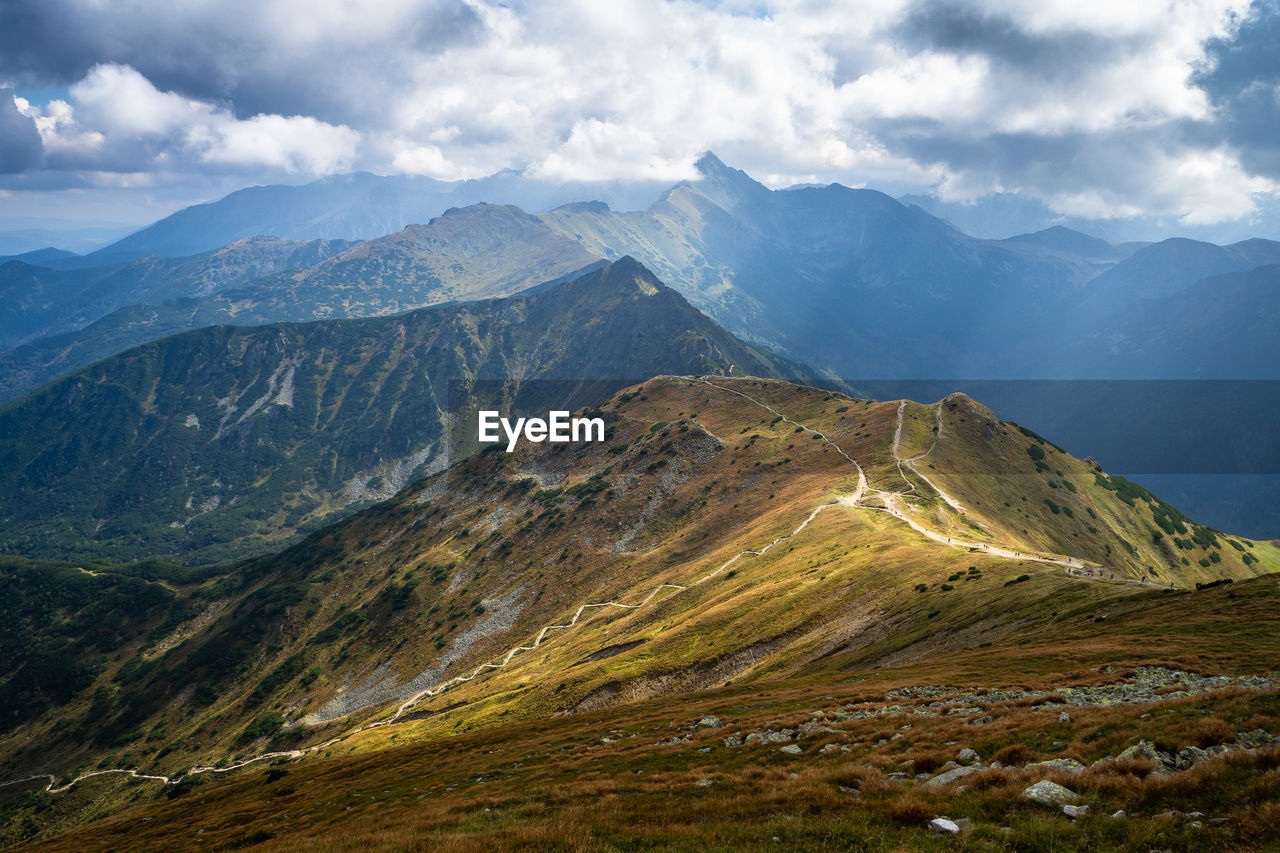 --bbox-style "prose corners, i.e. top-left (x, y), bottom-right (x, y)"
top-left (71, 171), bottom-right (673, 265)
top-left (9, 154), bottom-right (1280, 394)
top-left (543, 154), bottom-right (1113, 378)
top-left (0, 206), bottom-right (601, 402)
top-left (1059, 263), bottom-right (1280, 378)
top-left (0, 236), bottom-right (352, 353)
top-left (1085, 236), bottom-right (1280, 305)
